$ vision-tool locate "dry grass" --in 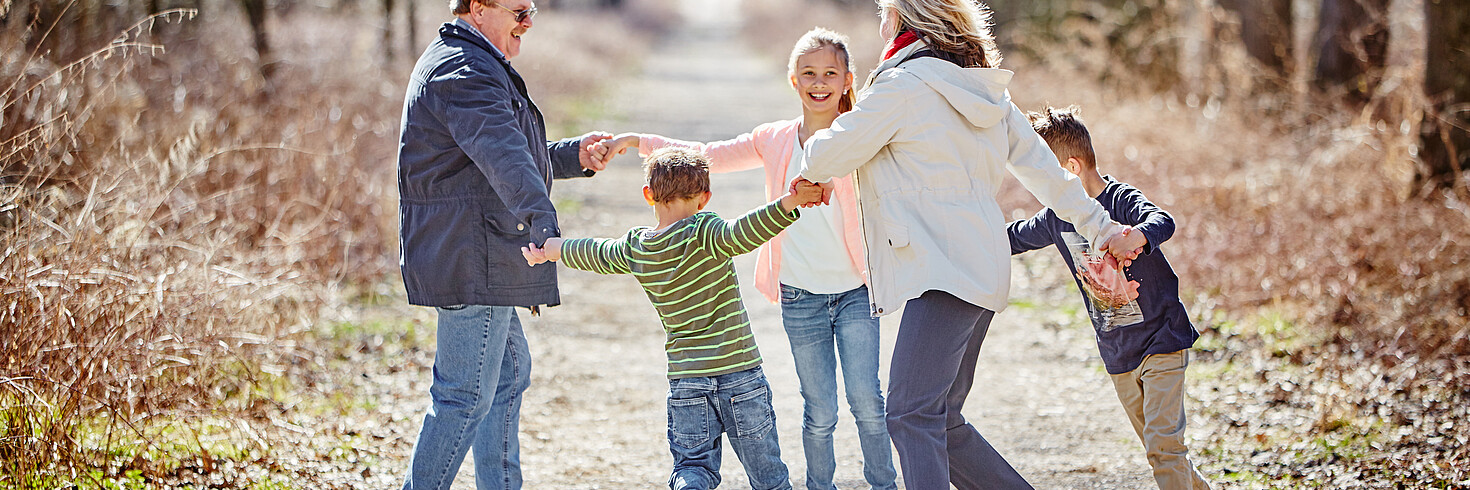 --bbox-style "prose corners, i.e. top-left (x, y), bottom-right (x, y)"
top-left (1004, 5), bottom-right (1470, 484)
top-left (0, 3), bottom-right (652, 486)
